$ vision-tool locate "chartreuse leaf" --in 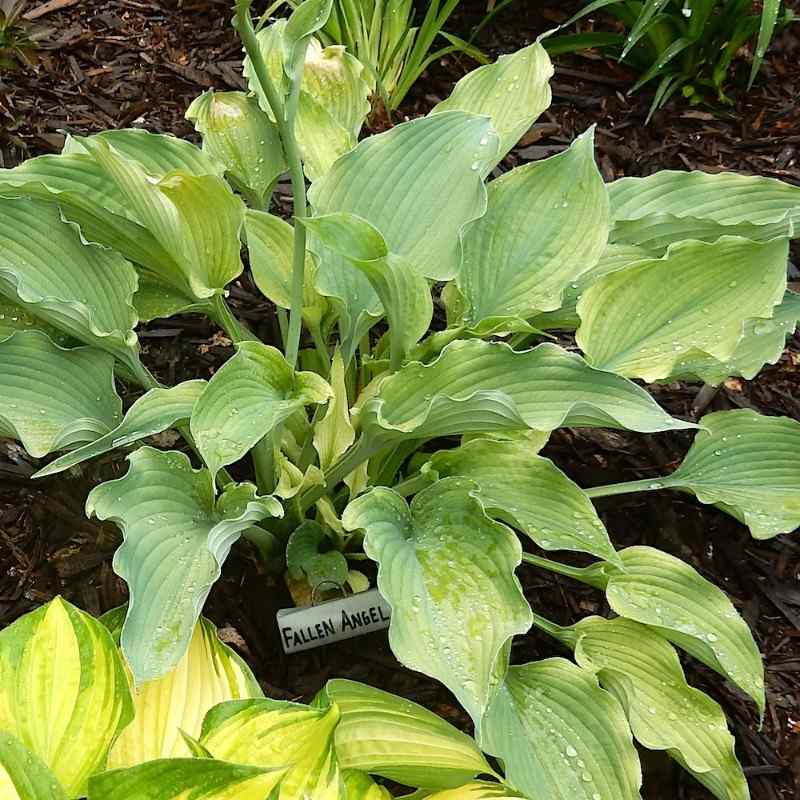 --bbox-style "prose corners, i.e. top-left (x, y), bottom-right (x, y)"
top-left (303, 213), bottom-right (433, 363)
top-left (0, 151), bottom-right (128, 214)
top-left (0, 597), bottom-right (134, 798)
top-left (199, 698), bottom-right (344, 799)
top-left (357, 340), bottom-right (694, 453)
top-left (0, 732), bottom-right (67, 800)
top-left (576, 237), bottom-right (788, 382)
top-left (431, 38), bottom-right (553, 166)
top-left (424, 438), bottom-right (620, 566)
top-left (308, 112), bottom-right (497, 352)
top-left (556, 616), bottom-right (748, 800)
top-left (342, 770), bottom-right (392, 799)
top-left (0, 154), bottom-right (194, 290)
top-left (0, 197), bottom-right (139, 361)
top-left (244, 17), bottom-right (370, 181)
top-left (669, 290), bottom-right (800, 384)
top-left (86, 447), bottom-right (283, 684)
top-left (424, 784), bottom-right (524, 799)
top-left (79, 135), bottom-right (245, 301)
top-left (295, 40), bottom-right (372, 180)
top-left (658, 409), bottom-right (800, 539)
top-left (314, 348), bottom-right (356, 471)
top-left (343, 478), bottom-right (532, 725)
top-left (600, 546), bottom-right (764, 715)
top-left (101, 613), bottom-right (263, 769)
top-left (64, 129), bottom-right (222, 177)
top-left (245, 209), bottom-right (328, 329)
top-left (186, 90), bottom-right (286, 208)
top-left (190, 341), bottom-right (331, 480)
top-left (87, 758), bottom-right (286, 800)
top-left (481, 658), bottom-right (642, 800)
top-left (457, 129), bottom-right (608, 330)
top-left (532, 244), bottom-right (649, 331)
top-left (322, 679), bottom-right (493, 790)
top-left (0, 331), bottom-right (121, 458)
top-left (608, 169), bottom-right (800, 235)
top-left (34, 380), bottom-right (206, 478)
